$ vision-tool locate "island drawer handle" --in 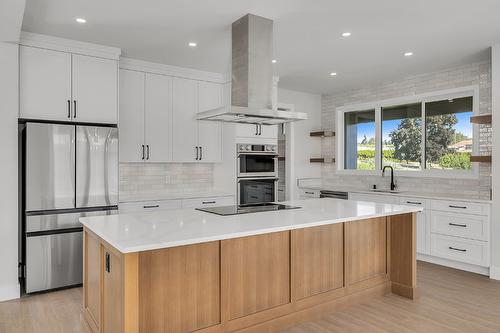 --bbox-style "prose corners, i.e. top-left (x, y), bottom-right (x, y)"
top-left (105, 252), bottom-right (110, 273)
top-left (449, 205), bottom-right (467, 209)
top-left (143, 205), bottom-right (160, 209)
top-left (449, 246), bottom-right (467, 252)
top-left (406, 201), bottom-right (422, 205)
top-left (202, 201), bottom-right (216, 204)
top-left (305, 191), bottom-right (315, 195)
top-left (449, 223), bottom-right (467, 228)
